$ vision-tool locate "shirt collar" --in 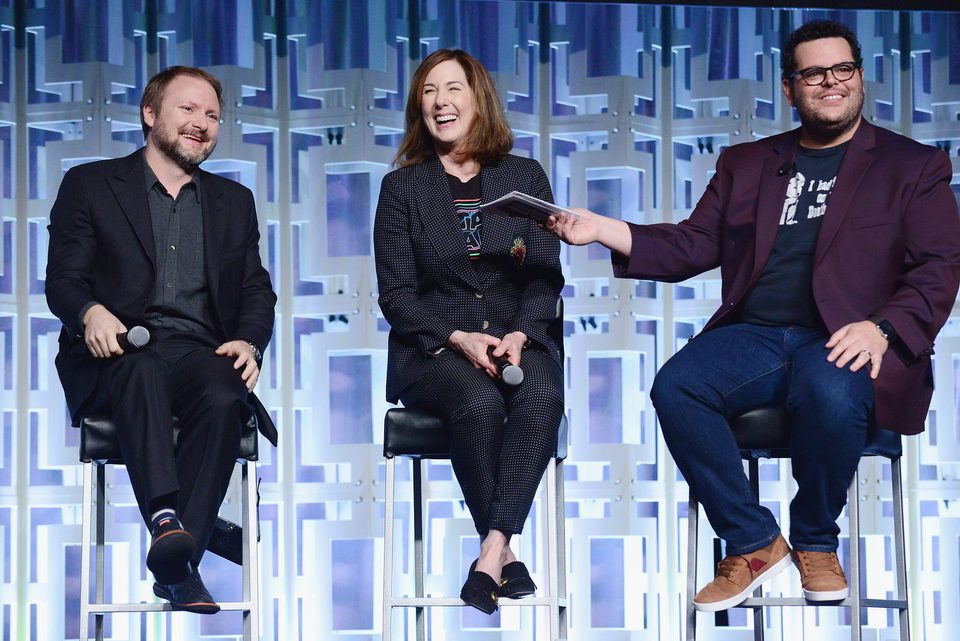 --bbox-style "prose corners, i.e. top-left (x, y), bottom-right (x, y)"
top-left (143, 160), bottom-right (201, 203)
